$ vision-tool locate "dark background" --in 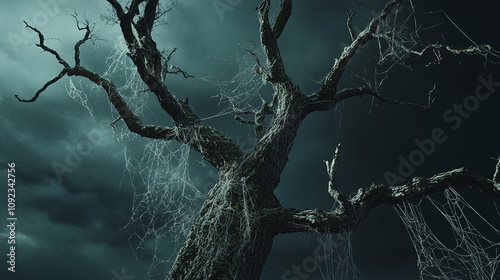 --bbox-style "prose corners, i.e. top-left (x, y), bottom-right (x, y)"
top-left (1, 0), bottom-right (500, 279)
